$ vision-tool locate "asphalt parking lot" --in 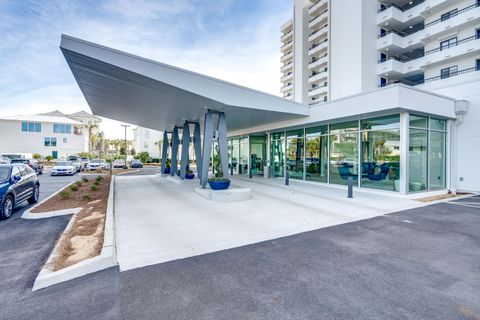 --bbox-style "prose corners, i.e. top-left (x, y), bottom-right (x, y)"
top-left (0, 170), bottom-right (479, 320)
